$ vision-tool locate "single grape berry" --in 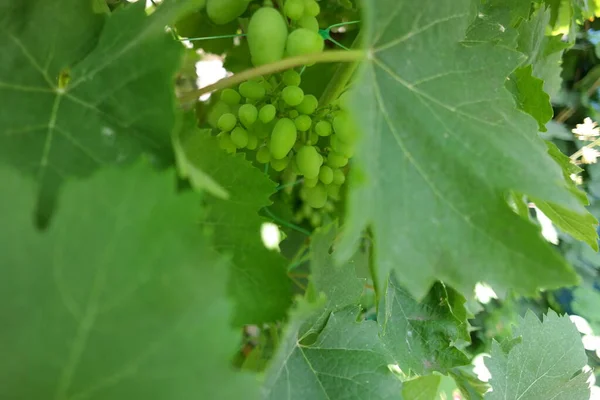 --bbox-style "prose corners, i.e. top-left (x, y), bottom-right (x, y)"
top-left (217, 132), bottom-right (237, 154)
top-left (297, 15), bottom-right (319, 32)
top-left (296, 145), bottom-right (323, 179)
top-left (303, 0), bottom-right (320, 17)
top-left (217, 113), bottom-right (237, 132)
top-left (207, 0), bottom-right (249, 24)
top-left (259, 104), bottom-right (277, 123)
top-left (327, 151), bottom-right (348, 168)
top-left (304, 177), bottom-right (319, 188)
top-left (327, 183), bottom-right (341, 198)
top-left (308, 131), bottom-right (319, 145)
top-left (231, 127), bottom-right (249, 148)
top-left (284, 0), bottom-right (304, 20)
top-left (315, 120), bottom-right (332, 136)
top-left (270, 118), bottom-right (297, 159)
top-left (271, 156), bottom-right (290, 171)
top-left (295, 115), bottom-right (312, 131)
top-left (247, 133), bottom-right (258, 150)
top-left (331, 134), bottom-right (355, 157)
top-left (332, 168), bottom-right (345, 185)
top-left (333, 112), bottom-right (357, 144)
top-left (238, 104), bottom-right (258, 127)
top-left (305, 183), bottom-right (328, 208)
top-left (288, 109), bottom-right (299, 118)
top-left (207, 101), bottom-right (232, 129)
top-left (239, 81), bottom-right (266, 100)
top-left (286, 28), bottom-right (324, 57)
top-left (248, 7), bottom-right (288, 66)
top-left (256, 146), bottom-right (271, 164)
top-left (282, 86), bottom-right (305, 106)
top-left (282, 69), bottom-right (301, 86)
top-left (221, 88), bottom-right (241, 105)
top-left (337, 90), bottom-right (352, 110)
top-left (296, 94), bottom-right (318, 114)
top-left (319, 165), bottom-right (334, 184)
